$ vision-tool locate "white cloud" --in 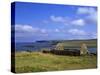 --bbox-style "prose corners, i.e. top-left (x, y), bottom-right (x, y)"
top-left (42, 7), bottom-right (97, 28)
top-left (50, 15), bottom-right (86, 26)
top-left (15, 24), bottom-right (39, 33)
top-left (77, 7), bottom-right (89, 14)
top-left (68, 29), bottom-right (86, 35)
top-left (15, 24), bottom-right (64, 38)
top-left (15, 24), bottom-right (50, 38)
top-left (86, 12), bottom-right (97, 22)
top-left (77, 7), bottom-right (96, 15)
top-left (40, 29), bottom-right (47, 34)
top-left (15, 24), bottom-right (49, 34)
top-left (15, 24), bottom-right (49, 37)
top-left (50, 15), bottom-right (71, 25)
top-left (68, 29), bottom-right (97, 39)
top-left (50, 15), bottom-right (65, 22)
top-left (91, 33), bottom-right (97, 38)
top-left (55, 29), bottom-right (60, 32)
top-left (71, 19), bottom-right (85, 26)
top-left (77, 7), bottom-right (97, 23)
